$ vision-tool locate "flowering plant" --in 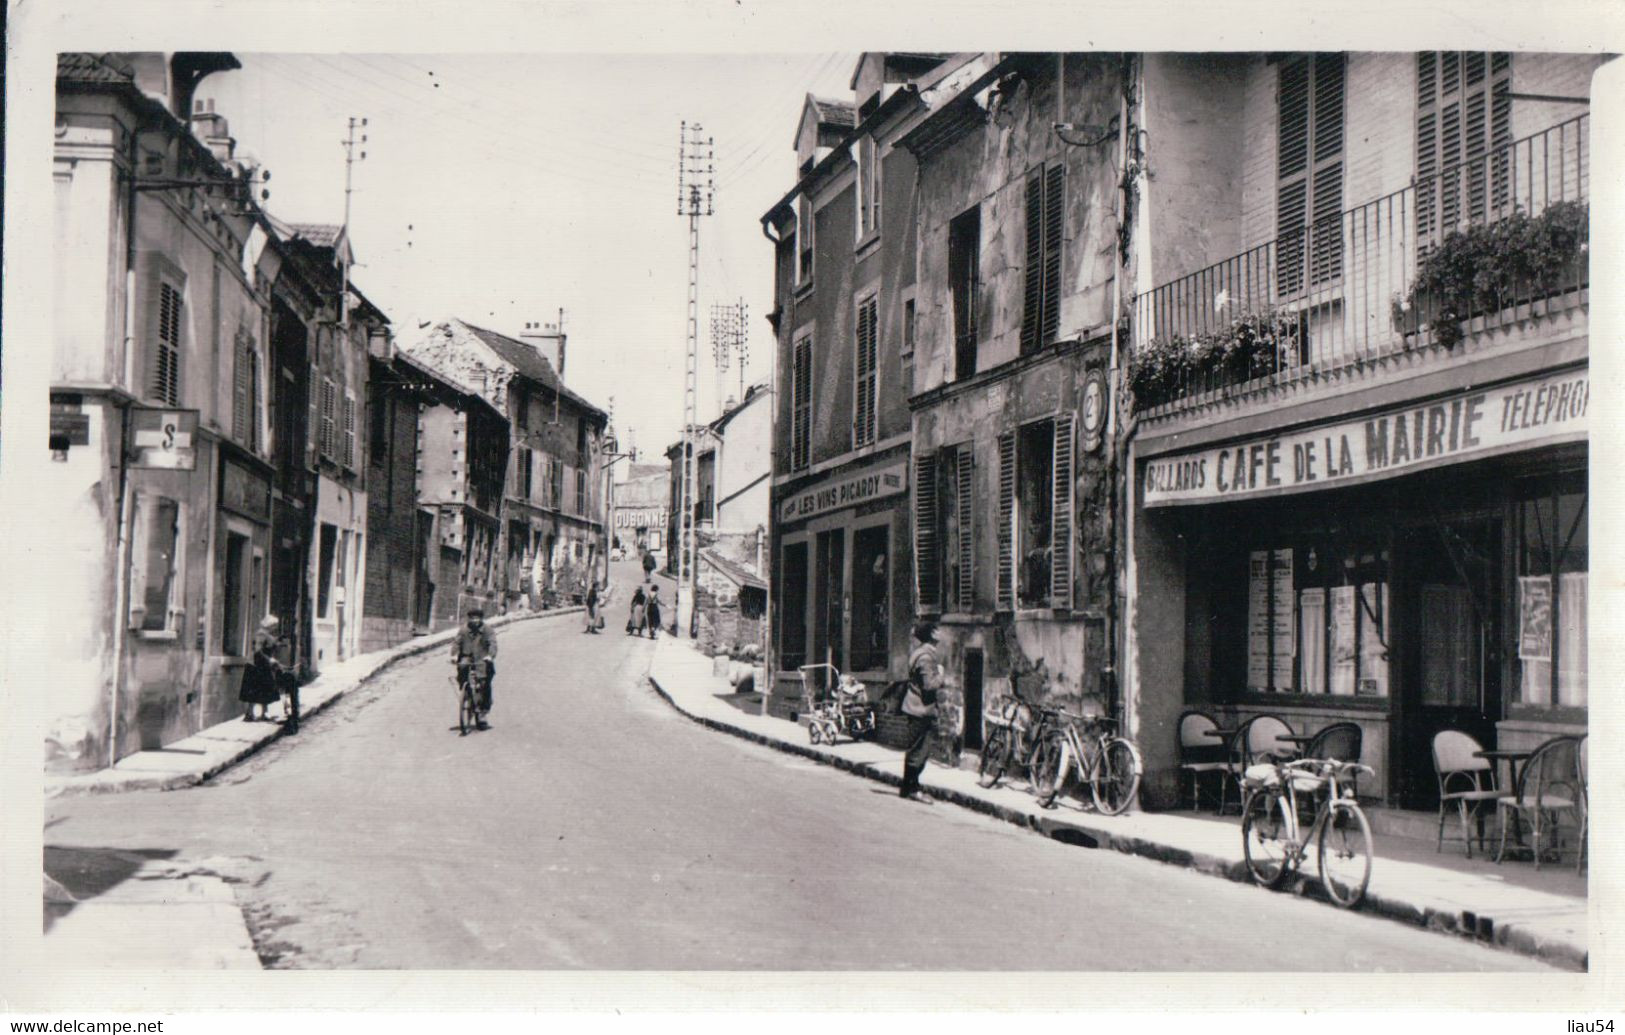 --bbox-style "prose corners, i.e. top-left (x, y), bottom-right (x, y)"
top-left (1127, 307), bottom-right (1301, 412)
top-left (1399, 200), bottom-right (1588, 348)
